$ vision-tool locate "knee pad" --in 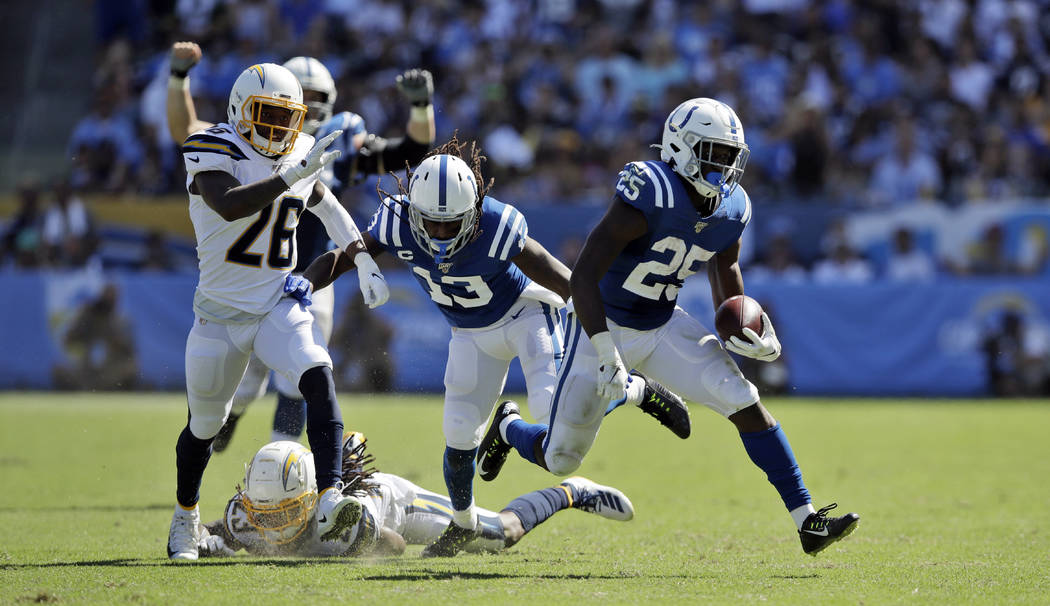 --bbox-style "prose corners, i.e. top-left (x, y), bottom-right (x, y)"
top-left (188, 408), bottom-right (227, 439)
top-left (545, 452), bottom-right (582, 476)
top-left (185, 334), bottom-right (229, 400)
top-left (443, 403), bottom-right (485, 450)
